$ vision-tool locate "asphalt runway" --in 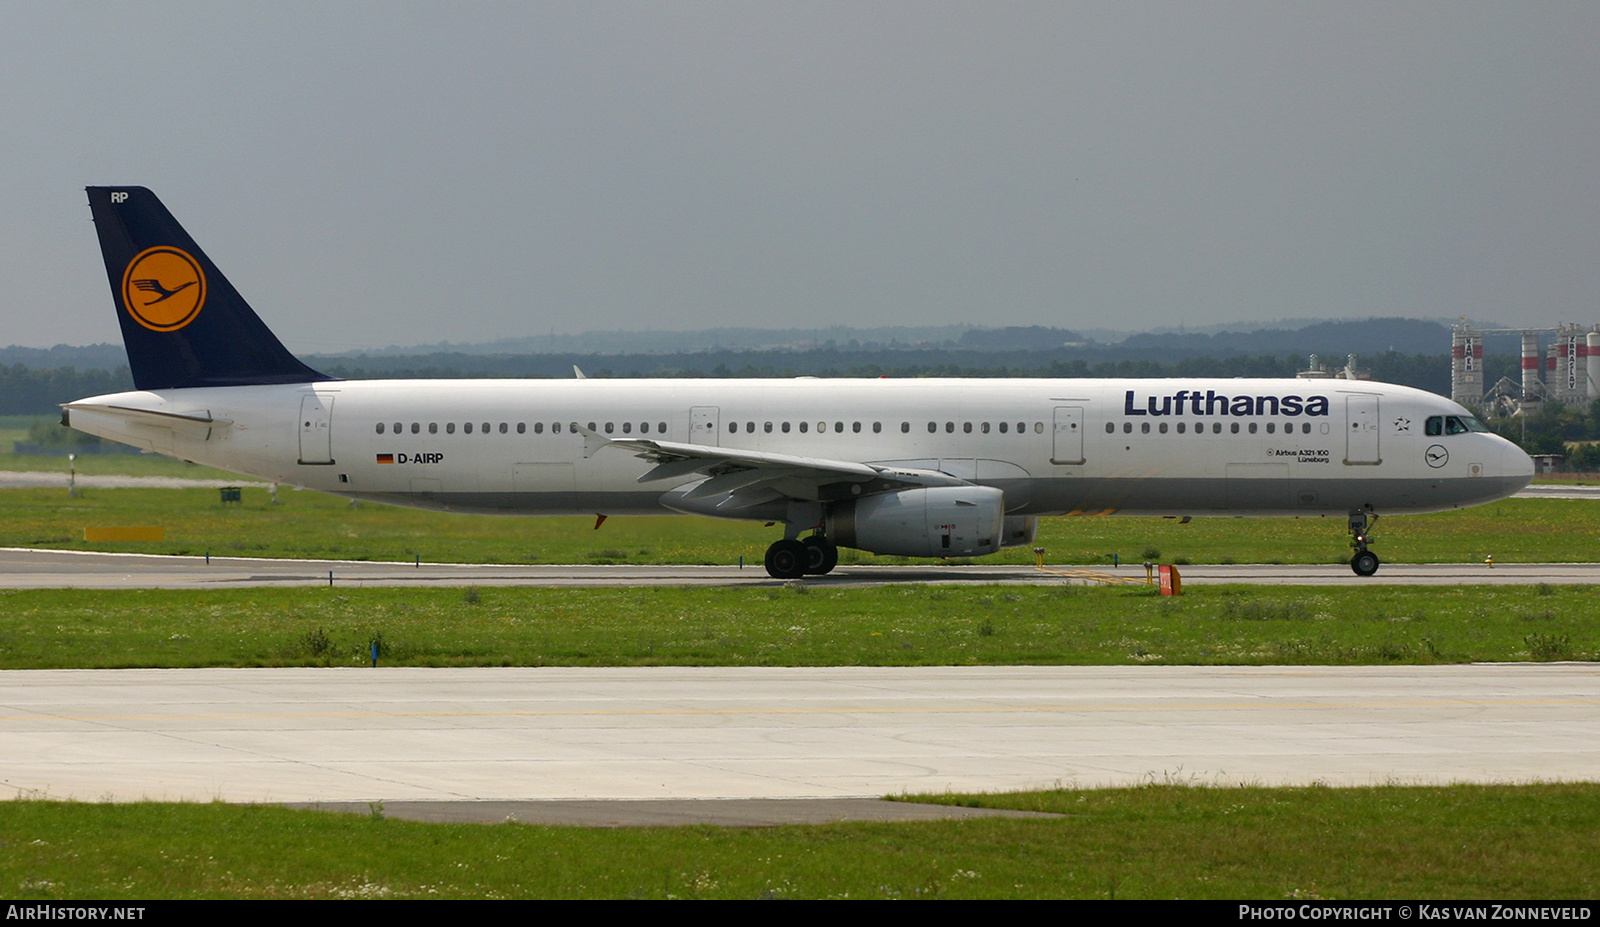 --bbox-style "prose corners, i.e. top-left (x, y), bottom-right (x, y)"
top-left (2, 547), bottom-right (1598, 588)
top-left (2, 664), bottom-right (1593, 822)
